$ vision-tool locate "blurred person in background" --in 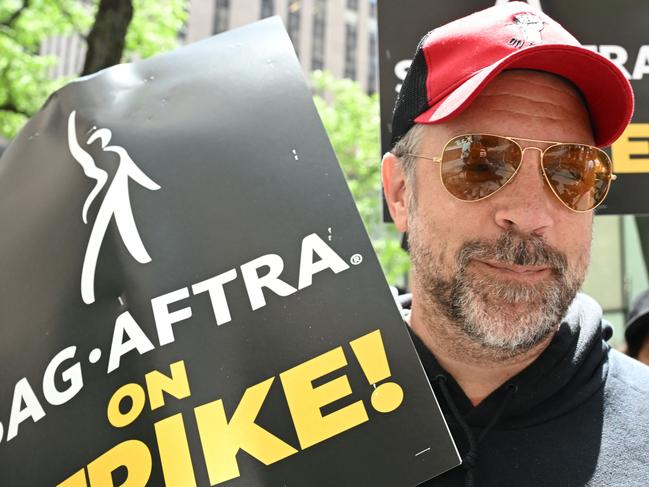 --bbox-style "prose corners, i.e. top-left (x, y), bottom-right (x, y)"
top-left (625, 289), bottom-right (649, 365)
